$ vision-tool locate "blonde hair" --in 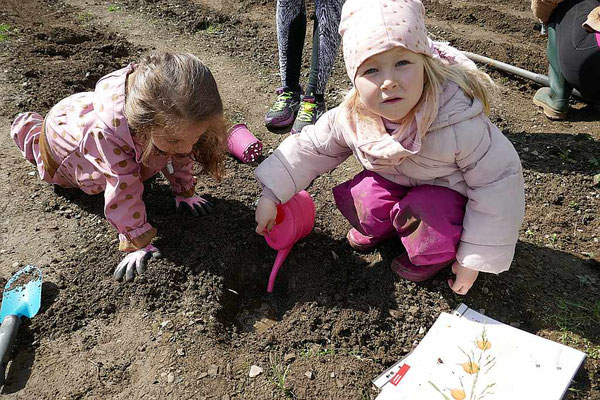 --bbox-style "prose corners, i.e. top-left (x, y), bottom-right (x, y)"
top-left (124, 51), bottom-right (227, 180)
top-left (339, 53), bottom-right (495, 138)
